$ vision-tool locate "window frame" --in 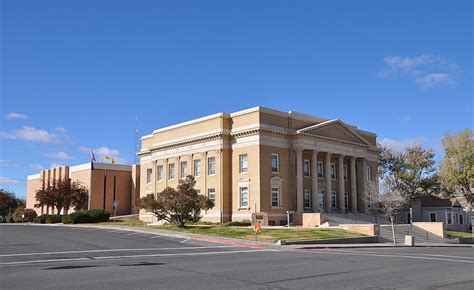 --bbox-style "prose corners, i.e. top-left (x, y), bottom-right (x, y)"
top-left (344, 192), bottom-right (349, 209)
top-left (157, 165), bottom-right (163, 181)
top-left (343, 165), bottom-right (348, 180)
top-left (208, 188), bottom-right (216, 204)
top-left (331, 191), bottom-right (337, 208)
top-left (168, 163), bottom-right (175, 180)
top-left (304, 189), bottom-right (312, 209)
top-left (317, 161), bottom-right (324, 178)
top-left (181, 161), bottom-right (187, 179)
top-left (330, 163), bottom-right (337, 179)
top-left (271, 154), bottom-right (279, 173)
top-left (146, 168), bottom-right (152, 183)
top-left (239, 187), bottom-right (249, 208)
top-left (208, 157), bottom-right (216, 176)
top-left (194, 159), bottom-right (201, 177)
top-left (303, 159), bottom-right (311, 177)
top-left (239, 154), bottom-right (248, 173)
top-left (429, 212), bottom-right (437, 222)
top-left (366, 166), bottom-right (372, 181)
top-left (271, 187), bottom-right (280, 207)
